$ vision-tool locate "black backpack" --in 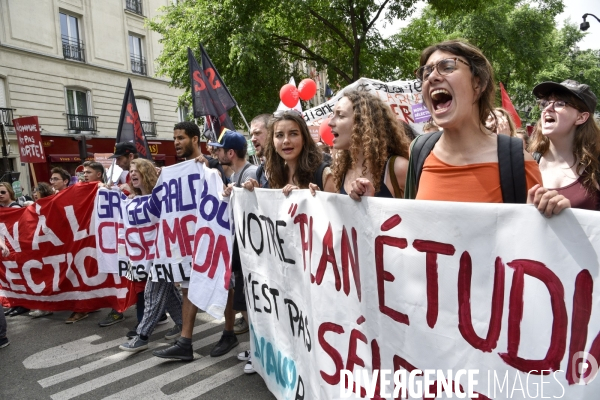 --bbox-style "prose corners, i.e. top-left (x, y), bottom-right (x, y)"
top-left (410, 131), bottom-right (527, 203)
